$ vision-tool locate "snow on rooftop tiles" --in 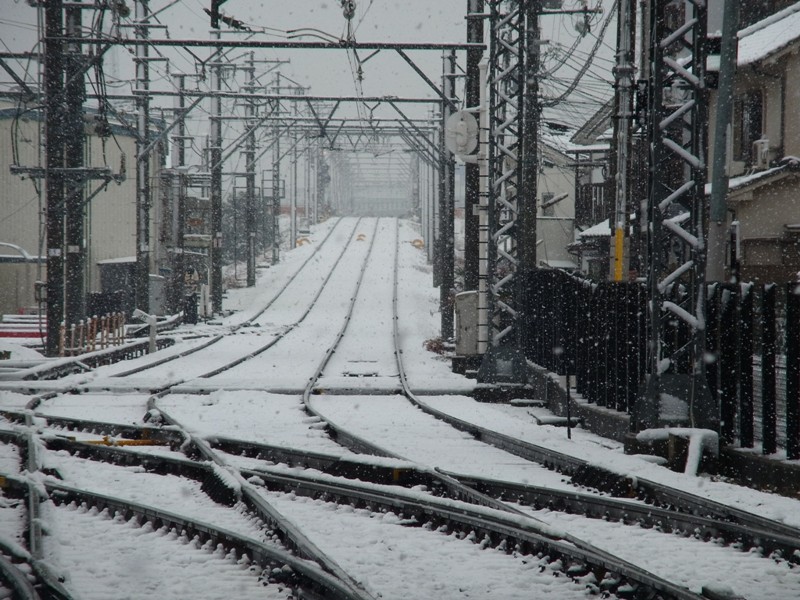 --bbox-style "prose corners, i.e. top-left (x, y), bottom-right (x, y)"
top-left (738, 2), bottom-right (800, 66)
